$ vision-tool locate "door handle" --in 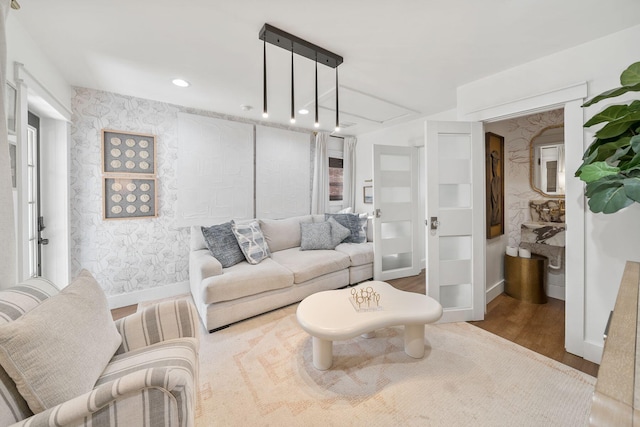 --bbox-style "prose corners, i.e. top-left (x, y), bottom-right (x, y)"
top-left (429, 217), bottom-right (440, 230)
top-left (375, 209), bottom-right (382, 218)
top-left (38, 238), bottom-right (49, 246)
